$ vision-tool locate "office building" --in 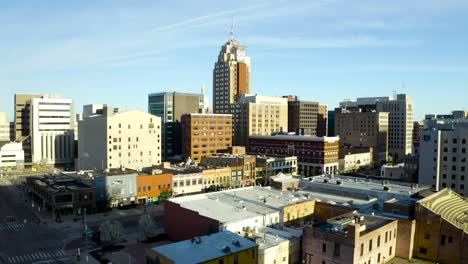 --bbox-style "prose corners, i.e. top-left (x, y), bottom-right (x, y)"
top-left (412, 121), bottom-right (422, 155)
top-left (335, 108), bottom-right (389, 163)
top-left (181, 113), bottom-right (232, 163)
top-left (0, 112), bottom-right (10, 141)
top-left (413, 189), bottom-right (468, 264)
top-left (232, 94), bottom-right (288, 146)
top-left (285, 96), bottom-right (325, 136)
top-left (249, 134), bottom-right (339, 176)
top-left (328, 110), bottom-right (335, 136)
top-left (0, 142), bottom-right (24, 168)
top-left (201, 153), bottom-right (256, 186)
top-left (77, 106), bottom-right (161, 171)
top-left (14, 94), bottom-right (46, 140)
top-left (317, 103), bottom-right (328, 137)
top-left (303, 211), bottom-right (399, 264)
top-left (29, 97), bottom-right (75, 165)
top-left (213, 37), bottom-right (251, 114)
top-left (145, 231), bottom-right (258, 264)
top-left (418, 114), bottom-right (468, 196)
top-left (339, 94), bottom-right (414, 161)
top-left (148, 92), bottom-right (202, 160)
